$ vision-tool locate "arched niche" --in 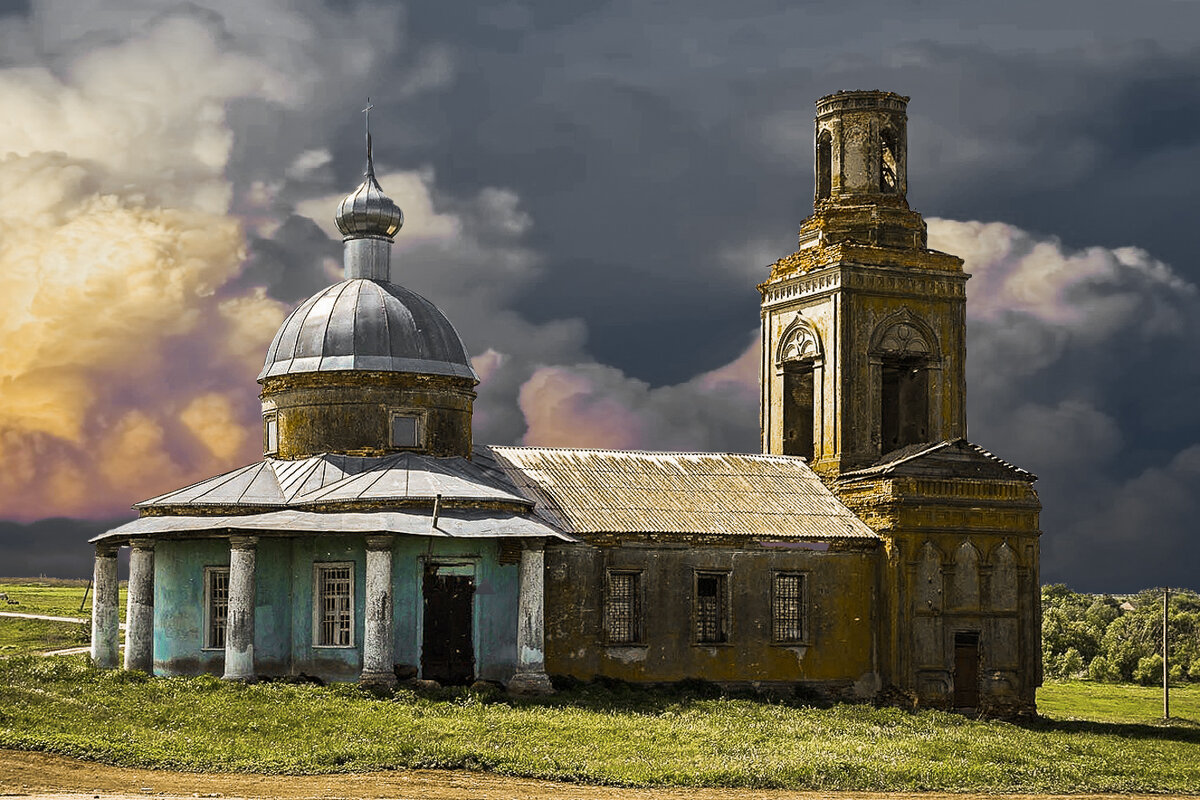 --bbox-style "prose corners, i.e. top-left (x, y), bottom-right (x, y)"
top-left (776, 316), bottom-right (822, 462)
top-left (869, 310), bottom-right (940, 453)
top-left (988, 542), bottom-right (1019, 612)
top-left (951, 541), bottom-right (980, 611)
top-left (816, 129), bottom-right (833, 201)
top-left (880, 126), bottom-right (899, 194)
top-left (917, 541), bottom-right (943, 613)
